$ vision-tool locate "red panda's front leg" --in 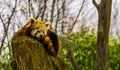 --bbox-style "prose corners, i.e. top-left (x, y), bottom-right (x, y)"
top-left (46, 30), bottom-right (60, 57)
top-left (43, 36), bottom-right (58, 57)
